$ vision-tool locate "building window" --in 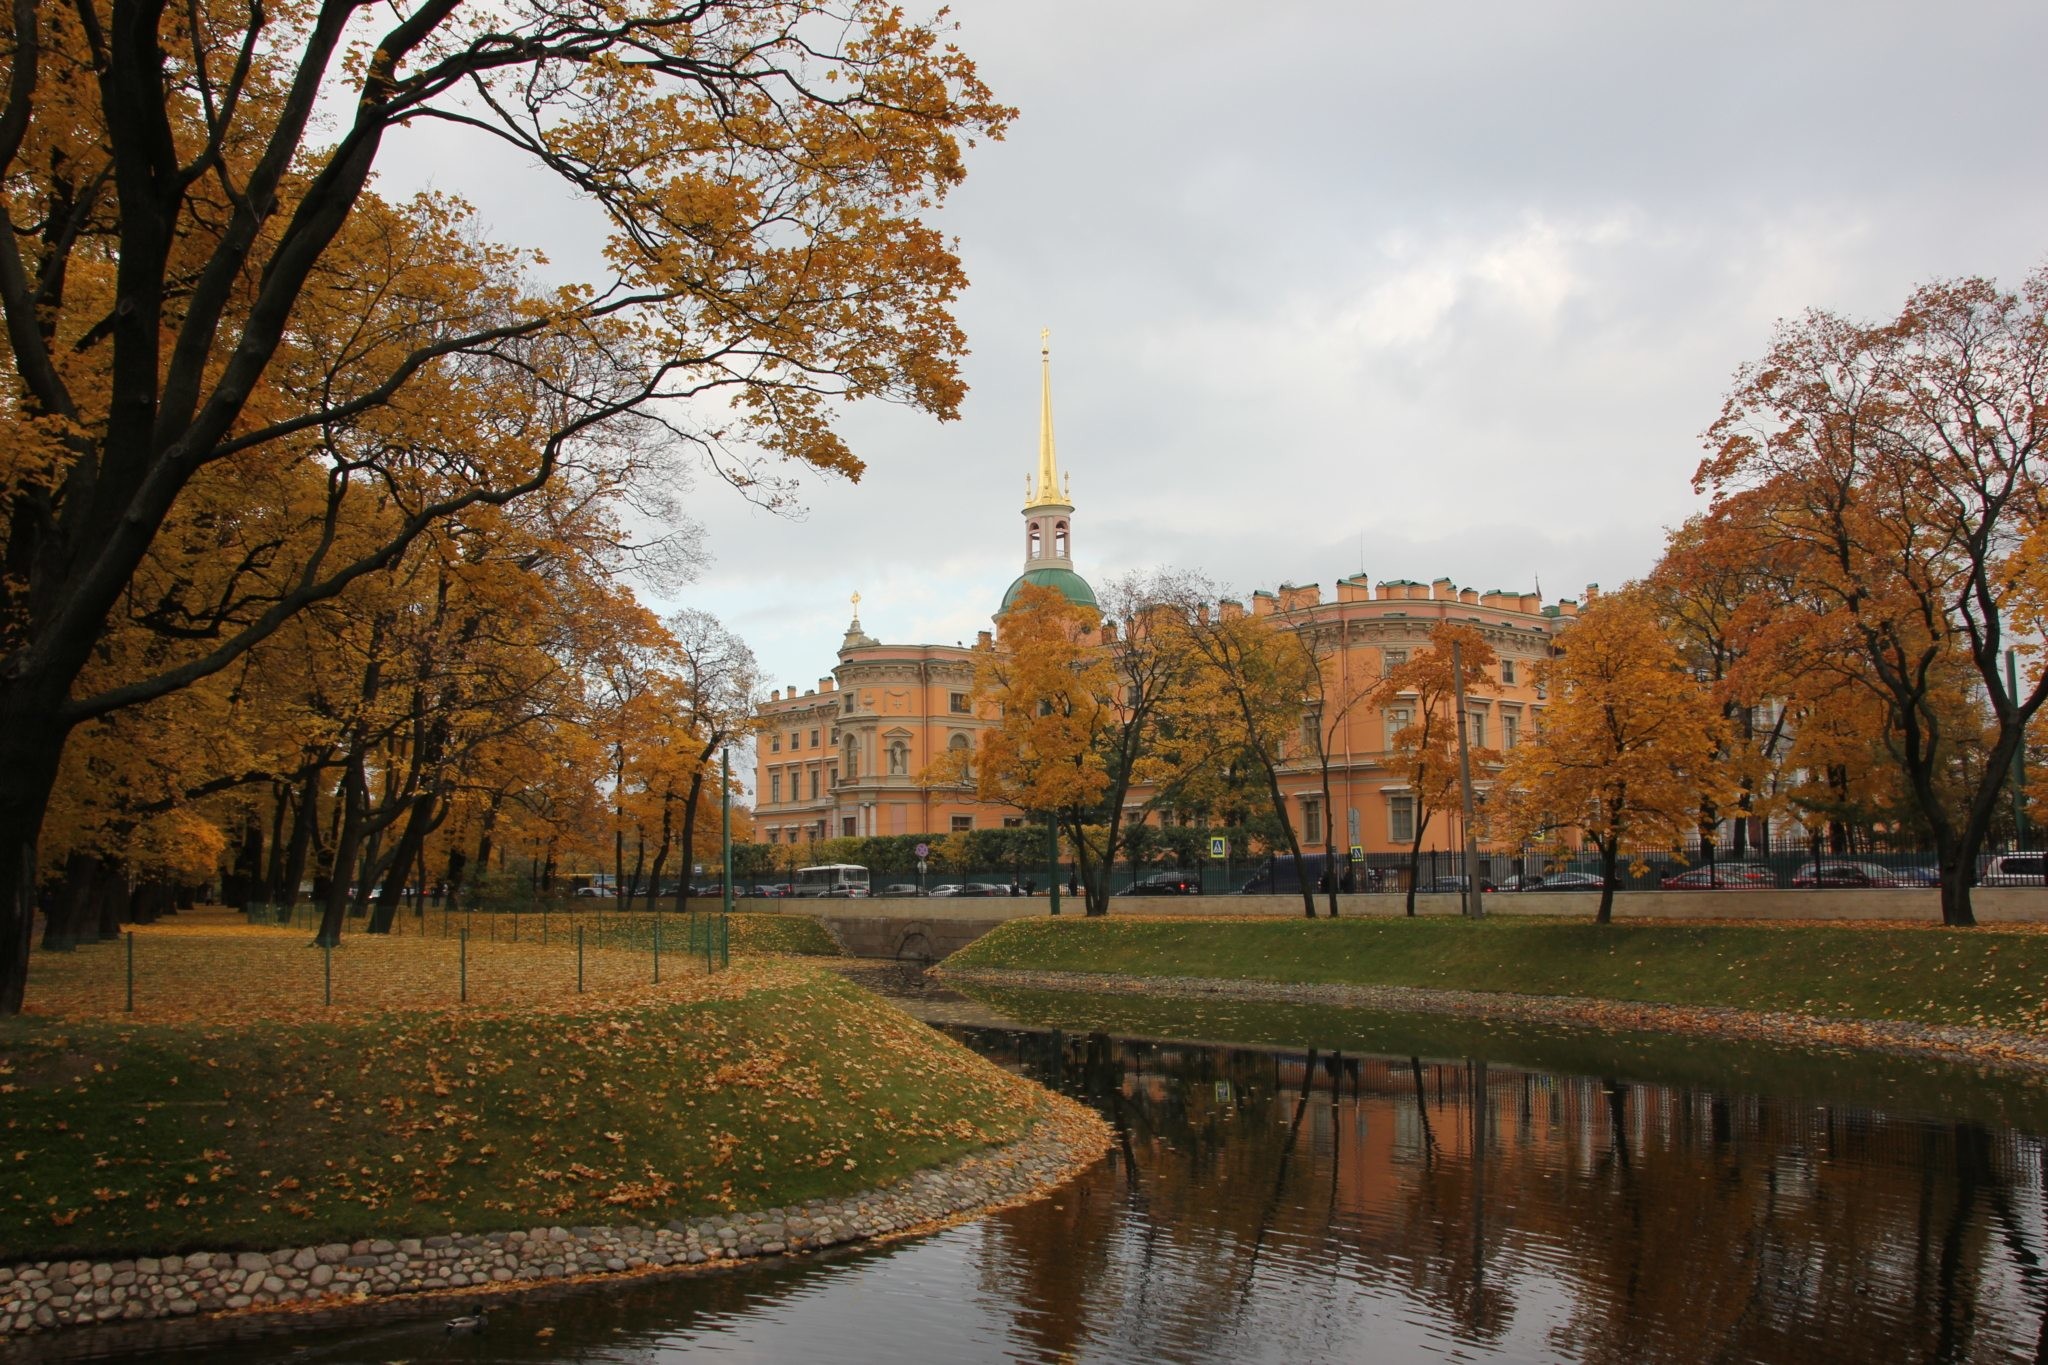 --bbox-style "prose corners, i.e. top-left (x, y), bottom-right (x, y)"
top-left (841, 817), bottom-right (857, 837)
top-left (1501, 659), bottom-right (1517, 685)
top-left (1502, 714), bottom-right (1518, 749)
top-left (1382, 649), bottom-right (1408, 677)
top-left (951, 815), bottom-right (973, 833)
top-left (843, 737), bottom-right (858, 781)
top-left (828, 764), bottom-right (838, 789)
top-left (1386, 708), bottom-right (1411, 743)
top-left (1302, 797), bottom-right (1323, 846)
top-left (770, 772), bottom-right (782, 804)
top-left (1002, 816), bottom-right (1024, 829)
top-left (771, 733), bottom-right (781, 753)
top-left (1390, 794), bottom-right (1416, 845)
top-left (809, 729), bottom-right (820, 748)
top-left (1466, 711), bottom-right (1485, 747)
top-left (888, 741), bottom-right (907, 775)
top-left (1302, 709), bottom-right (1321, 750)
top-left (950, 692), bottom-right (971, 715)
top-left (809, 769), bottom-right (820, 800)
top-left (843, 693), bottom-right (854, 714)
top-left (1054, 521), bottom-right (1068, 558)
top-left (767, 828), bottom-right (778, 845)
